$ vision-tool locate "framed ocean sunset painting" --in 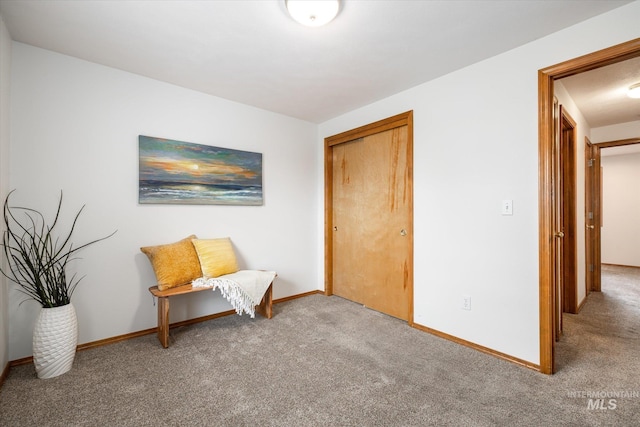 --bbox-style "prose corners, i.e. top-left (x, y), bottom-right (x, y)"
top-left (138, 136), bottom-right (263, 205)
